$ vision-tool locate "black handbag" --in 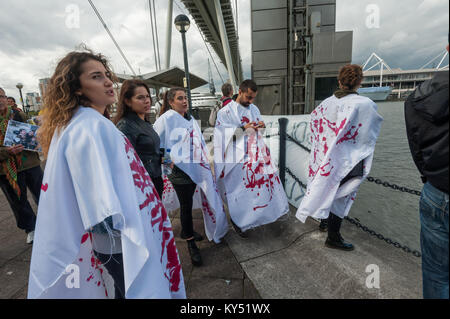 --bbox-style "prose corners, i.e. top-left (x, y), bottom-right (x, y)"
top-left (340, 160), bottom-right (364, 186)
